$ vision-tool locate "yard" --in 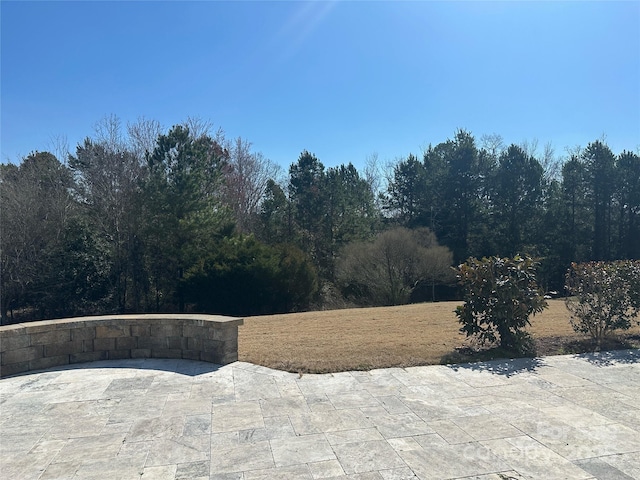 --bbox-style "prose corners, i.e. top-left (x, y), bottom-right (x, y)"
top-left (238, 299), bottom-right (640, 373)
